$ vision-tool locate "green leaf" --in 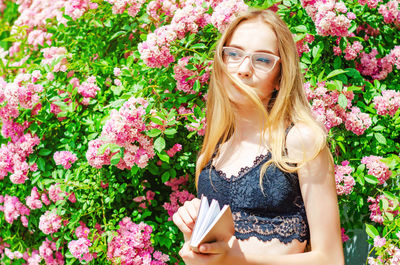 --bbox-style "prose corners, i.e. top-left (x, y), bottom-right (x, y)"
top-left (364, 175), bottom-right (379, 184)
top-left (154, 137), bottom-right (166, 152)
top-left (150, 117), bottom-right (164, 126)
top-left (147, 128), bottom-right (162, 137)
top-left (191, 43), bottom-right (207, 49)
top-left (97, 143), bottom-right (110, 155)
top-left (365, 223), bottom-right (379, 238)
top-left (185, 64), bottom-right (197, 71)
top-left (325, 69), bottom-right (348, 80)
top-left (374, 133), bottom-right (386, 145)
top-left (372, 125), bottom-right (385, 131)
top-left (161, 171), bottom-right (170, 182)
top-left (293, 25), bottom-right (307, 33)
top-left (158, 152), bottom-right (170, 163)
top-left (110, 152), bottom-right (122, 165)
top-left (39, 149), bottom-right (52, 156)
top-left (193, 79), bottom-right (201, 91)
top-left (338, 94), bottom-right (348, 109)
top-left (383, 191), bottom-right (397, 201)
top-left (164, 128), bottom-right (177, 135)
top-left (109, 31), bottom-right (126, 41)
top-left (37, 157), bottom-right (45, 171)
